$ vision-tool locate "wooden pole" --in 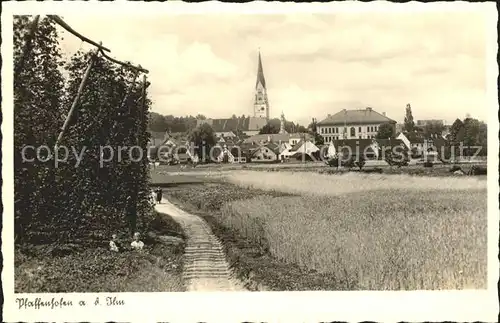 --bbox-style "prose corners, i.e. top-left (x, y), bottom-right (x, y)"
top-left (100, 50), bottom-right (149, 74)
top-left (126, 74), bottom-right (147, 236)
top-left (55, 52), bottom-right (97, 149)
top-left (15, 15), bottom-right (40, 77)
top-left (47, 15), bottom-right (111, 52)
top-left (137, 75), bottom-right (148, 230)
top-left (139, 75), bottom-right (147, 135)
